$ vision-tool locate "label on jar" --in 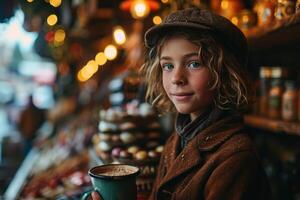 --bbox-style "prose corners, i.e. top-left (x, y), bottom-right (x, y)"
top-left (269, 96), bottom-right (281, 118)
top-left (282, 97), bottom-right (297, 121)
